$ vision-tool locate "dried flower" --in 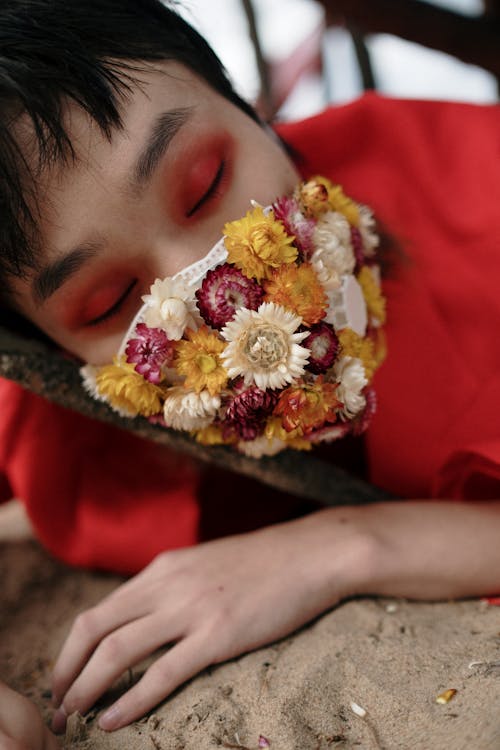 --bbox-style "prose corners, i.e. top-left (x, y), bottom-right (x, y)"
top-left (357, 266), bottom-right (386, 325)
top-left (312, 211), bottom-right (356, 278)
top-left (303, 322), bottom-right (339, 374)
top-left (275, 377), bottom-right (341, 434)
top-left (220, 302), bottom-right (309, 390)
top-left (295, 178), bottom-right (330, 217)
top-left (95, 358), bottom-right (163, 417)
top-left (174, 326), bottom-right (228, 396)
top-left (338, 328), bottom-right (377, 381)
top-left (223, 205), bottom-right (298, 281)
top-left (125, 323), bottom-right (175, 383)
top-left (358, 204), bottom-right (379, 256)
top-left (333, 356), bottom-right (367, 419)
top-left (163, 387), bottom-right (220, 431)
top-left (223, 386), bottom-right (278, 441)
top-left (263, 262), bottom-right (327, 326)
top-left (273, 195), bottom-right (316, 256)
top-left (196, 263), bottom-right (264, 329)
top-left (142, 277), bottom-right (200, 340)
